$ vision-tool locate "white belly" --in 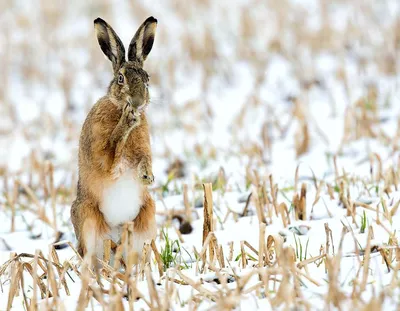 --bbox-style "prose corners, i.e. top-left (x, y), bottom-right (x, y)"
top-left (101, 169), bottom-right (143, 227)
